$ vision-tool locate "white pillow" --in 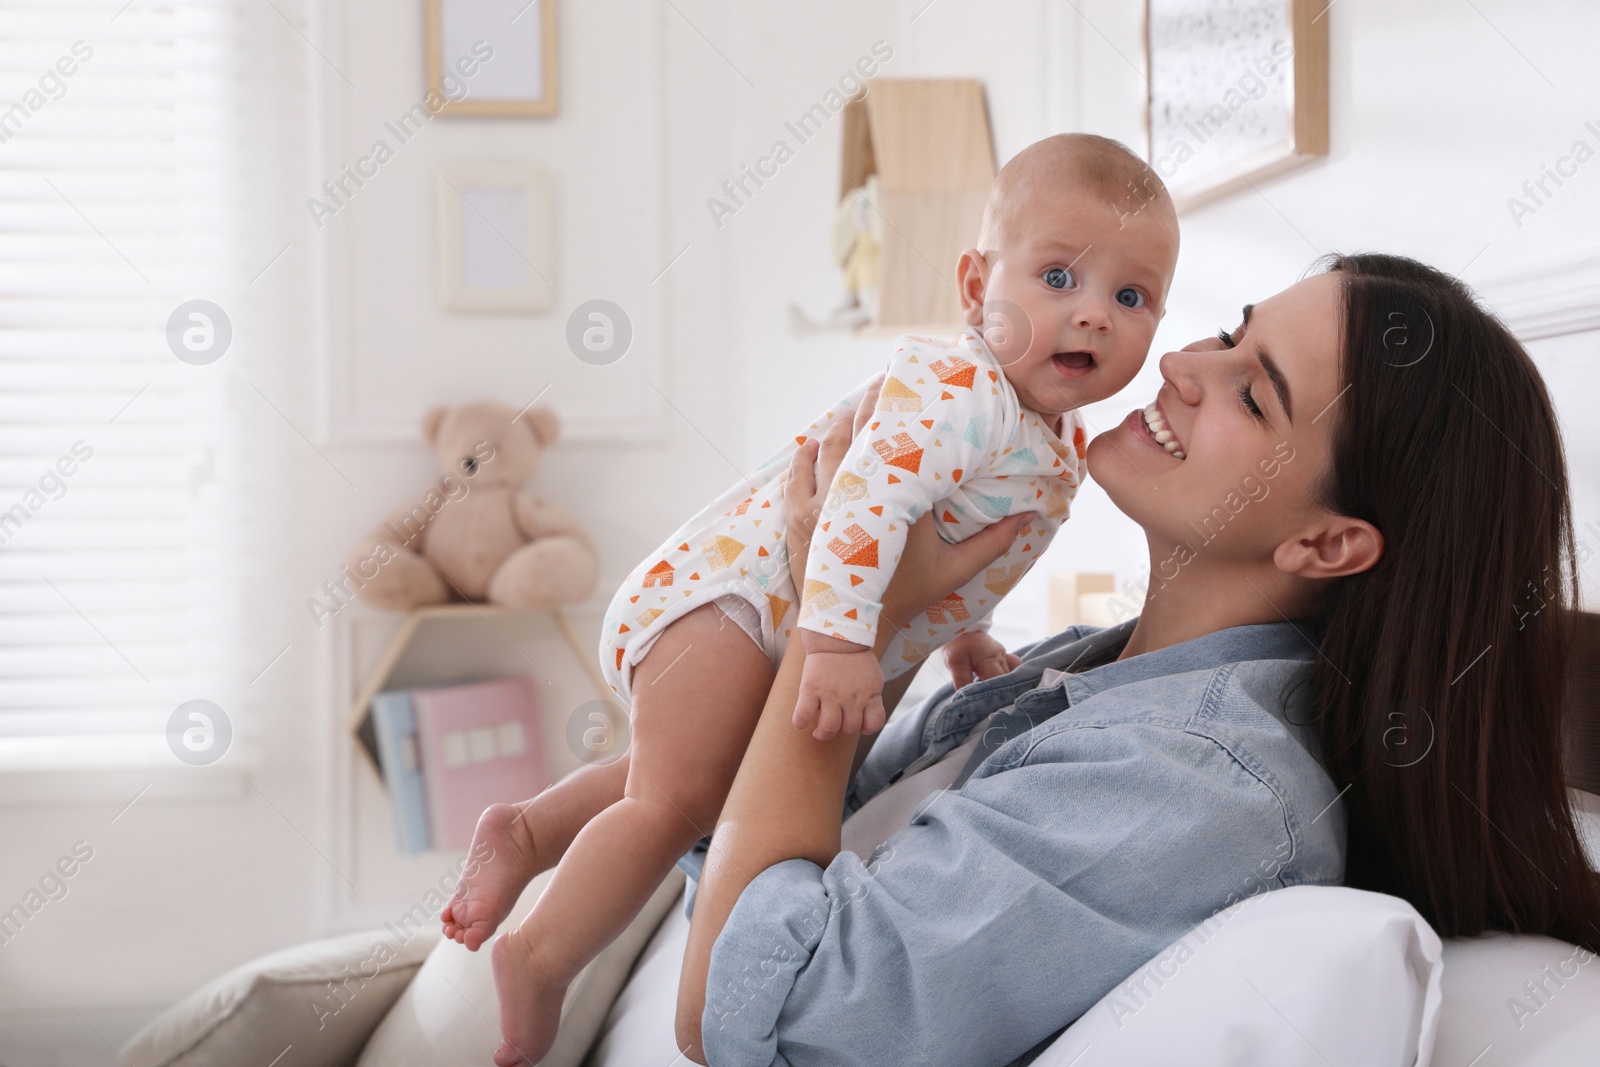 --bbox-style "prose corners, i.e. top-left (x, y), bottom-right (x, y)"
top-left (358, 866), bottom-right (684, 1067)
top-left (589, 884), bottom-right (1444, 1067)
top-left (1035, 885), bottom-right (1443, 1066)
top-left (120, 926), bottom-right (438, 1067)
top-left (1430, 931), bottom-right (1600, 1066)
